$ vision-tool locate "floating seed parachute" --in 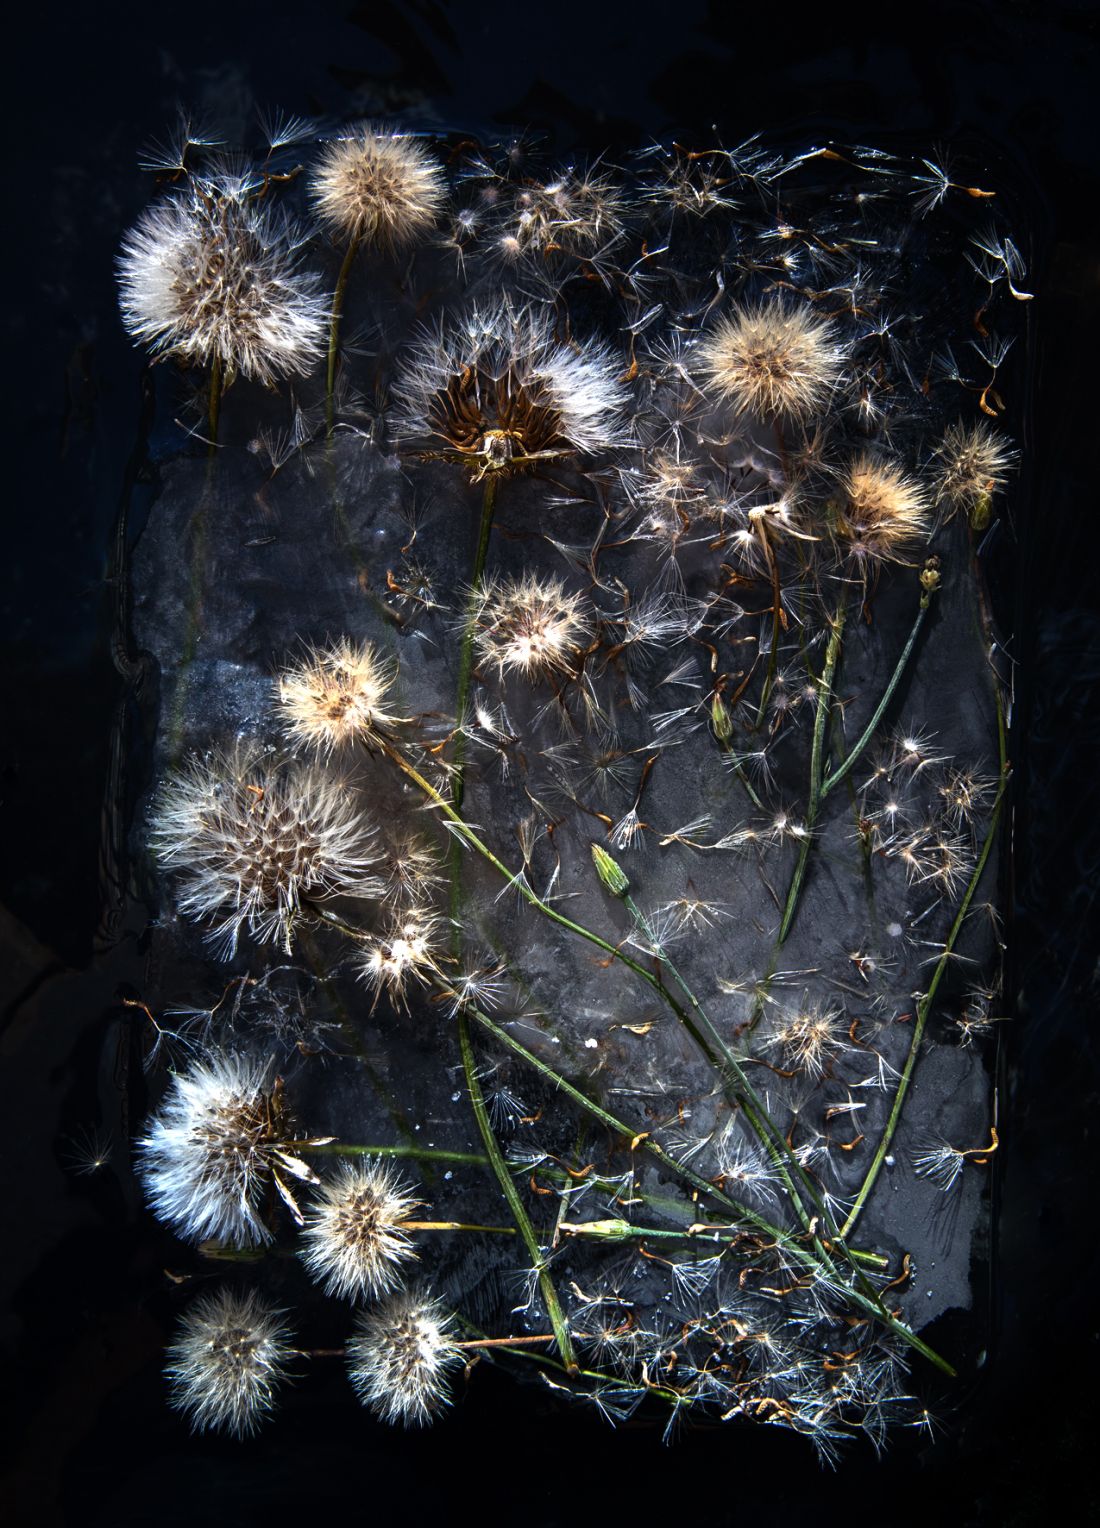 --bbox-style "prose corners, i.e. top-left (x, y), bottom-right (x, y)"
top-left (120, 123), bottom-right (1022, 1454)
